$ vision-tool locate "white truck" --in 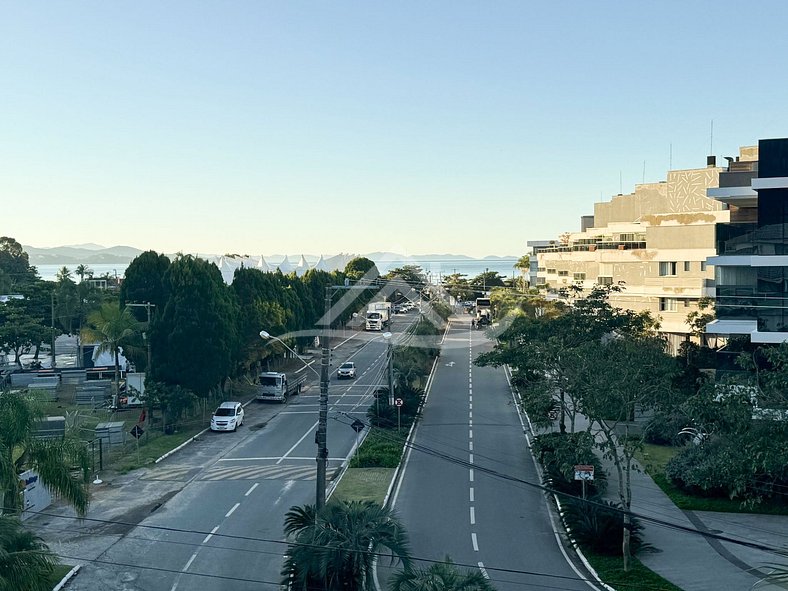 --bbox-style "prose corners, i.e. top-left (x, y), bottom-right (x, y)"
top-left (257, 371), bottom-right (306, 402)
top-left (365, 302), bottom-right (391, 331)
